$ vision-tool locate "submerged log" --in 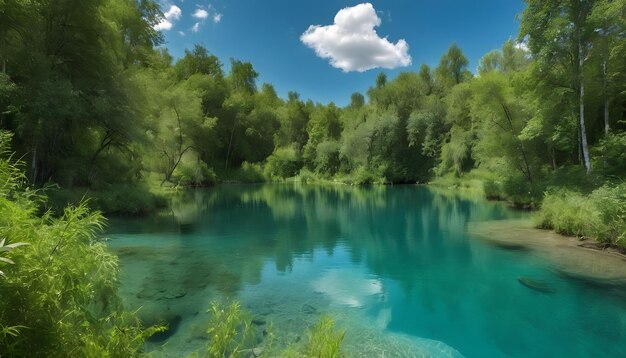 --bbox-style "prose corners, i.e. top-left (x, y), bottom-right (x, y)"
top-left (517, 277), bottom-right (555, 294)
